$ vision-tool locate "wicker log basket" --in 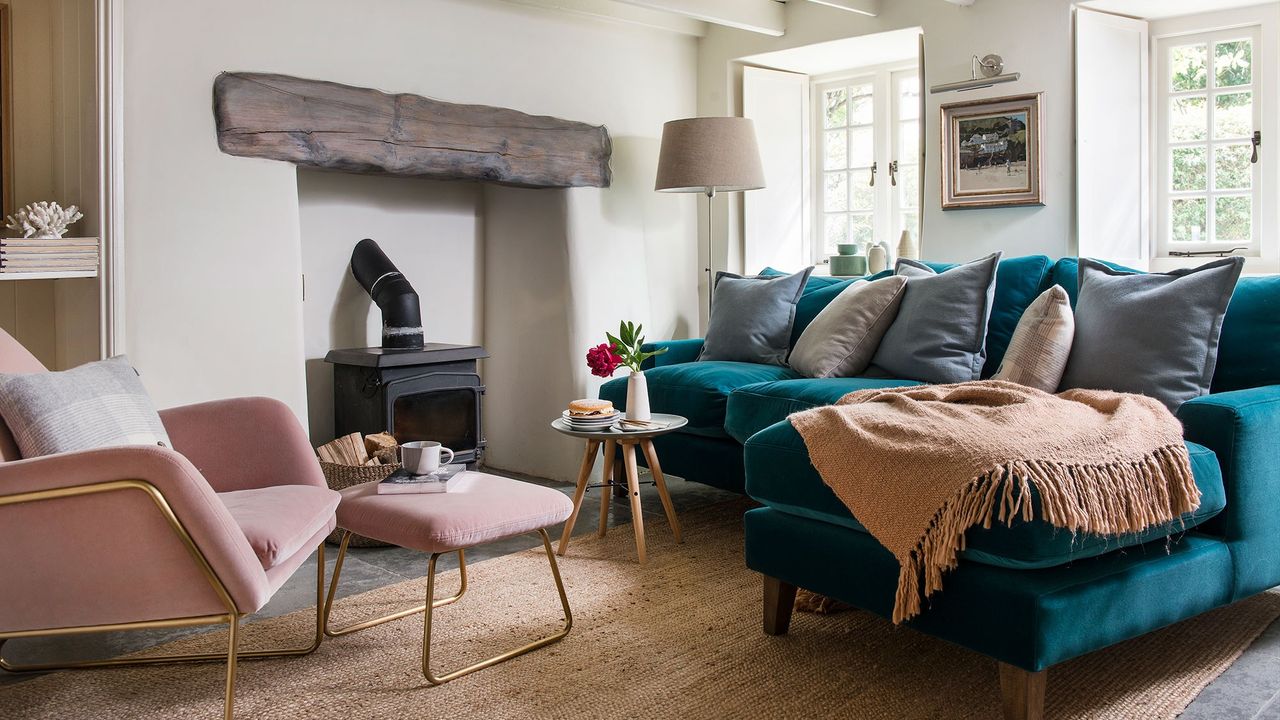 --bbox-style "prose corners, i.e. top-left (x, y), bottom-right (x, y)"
top-left (317, 432), bottom-right (401, 547)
